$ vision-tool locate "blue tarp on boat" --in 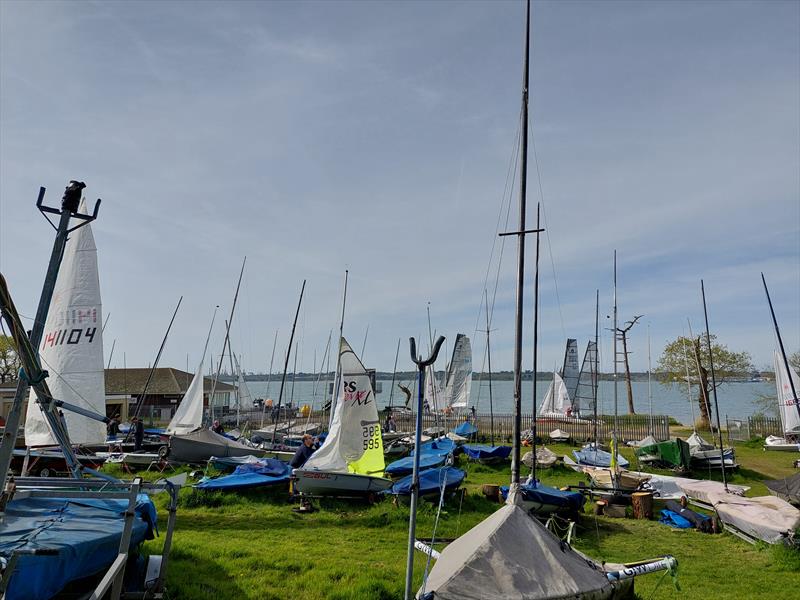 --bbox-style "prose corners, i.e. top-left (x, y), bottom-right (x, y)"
top-left (388, 467), bottom-right (466, 496)
top-left (453, 422), bottom-right (478, 437)
top-left (386, 453), bottom-right (446, 477)
top-left (462, 445), bottom-right (512, 461)
top-left (572, 448), bottom-right (630, 468)
top-left (500, 481), bottom-right (584, 512)
top-left (196, 459), bottom-right (291, 490)
top-left (412, 438), bottom-right (456, 457)
top-left (0, 495), bottom-right (157, 600)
